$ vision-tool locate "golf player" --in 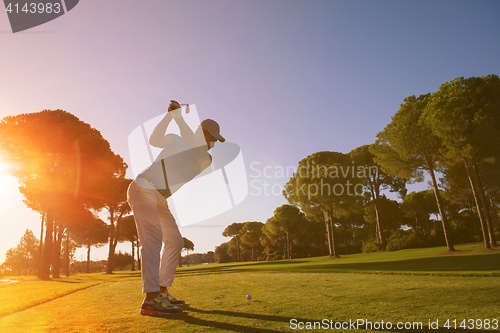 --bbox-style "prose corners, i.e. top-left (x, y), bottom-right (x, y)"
top-left (127, 100), bottom-right (225, 315)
